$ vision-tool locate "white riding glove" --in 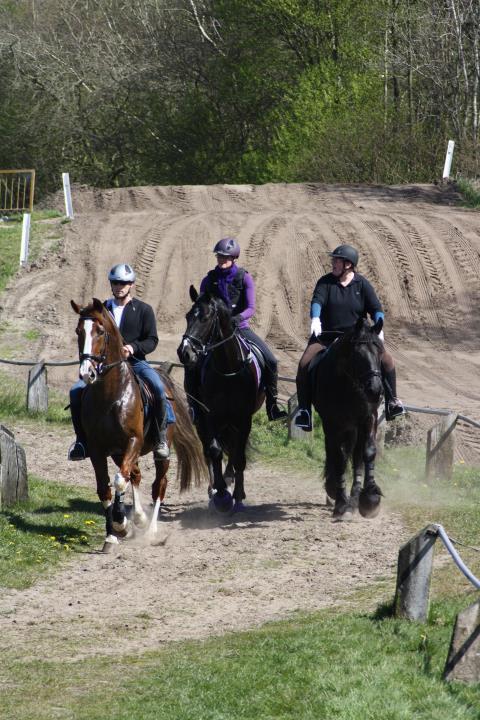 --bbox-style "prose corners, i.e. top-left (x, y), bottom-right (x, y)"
top-left (310, 317), bottom-right (322, 337)
top-left (378, 330), bottom-right (384, 342)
